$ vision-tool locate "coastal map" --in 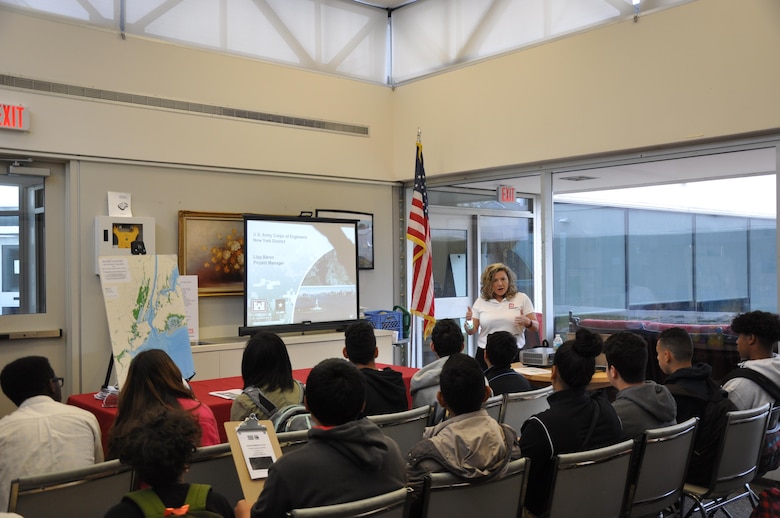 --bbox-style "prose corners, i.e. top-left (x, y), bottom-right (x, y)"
top-left (98, 254), bottom-right (194, 387)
